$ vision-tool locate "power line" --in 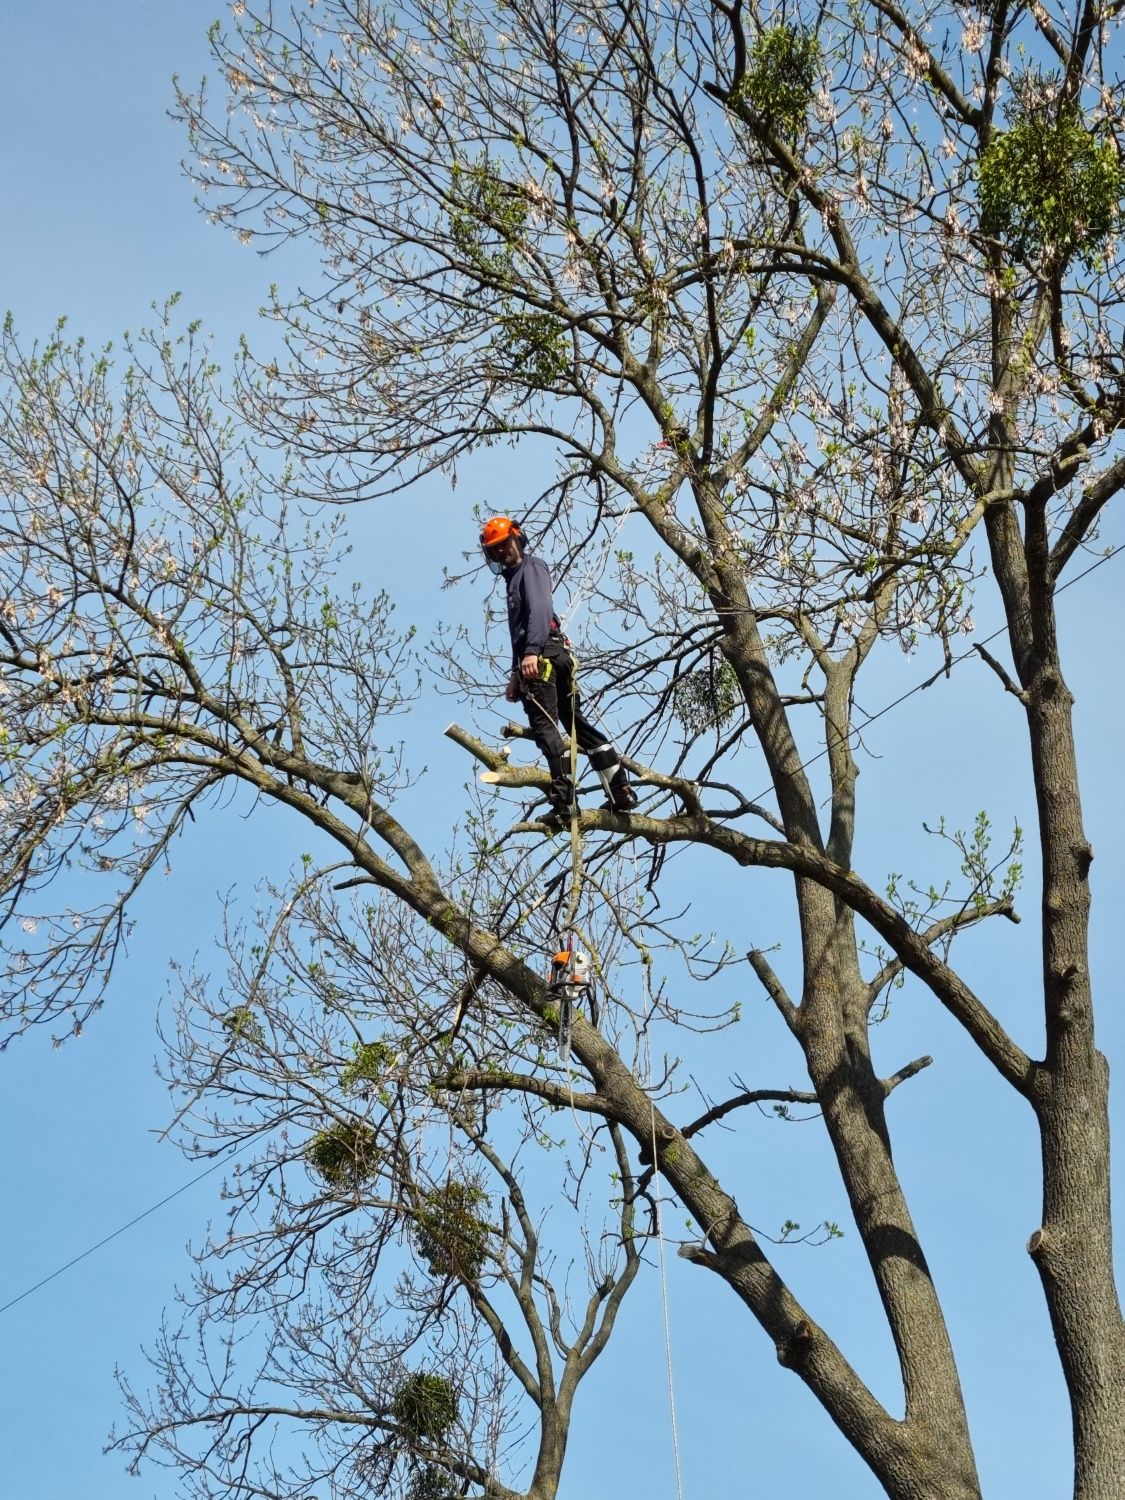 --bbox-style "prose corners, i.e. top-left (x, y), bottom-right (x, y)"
top-left (862, 543), bottom-right (1122, 728)
top-left (748, 542), bottom-right (1125, 805)
top-left (0, 1140), bottom-right (249, 1318)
